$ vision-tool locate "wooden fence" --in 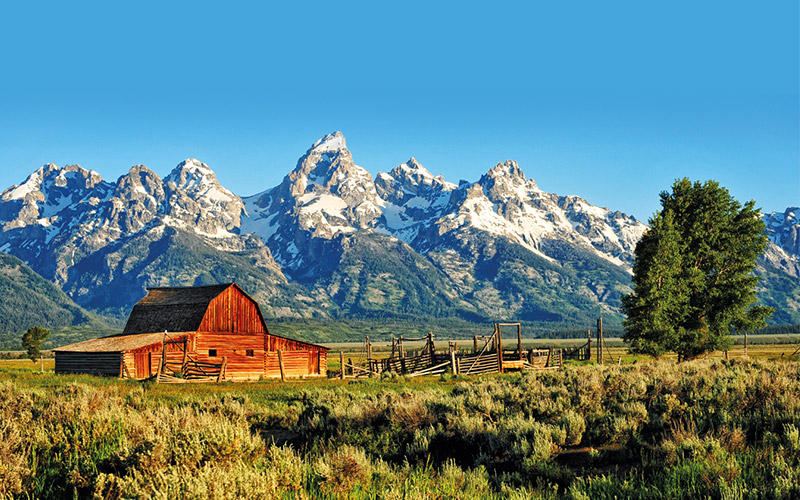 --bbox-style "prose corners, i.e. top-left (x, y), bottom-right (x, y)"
top-left (340, 324), bottom-right (563, 378)
top-left (154, 333), bottom-right (227, 383)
